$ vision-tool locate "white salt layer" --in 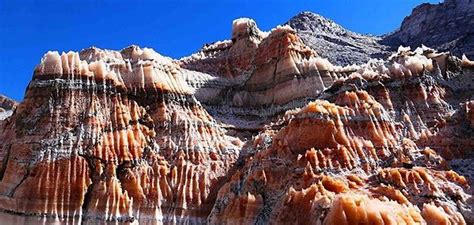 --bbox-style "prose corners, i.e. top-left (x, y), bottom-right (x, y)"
top-left (88, 61), bottom-right (108, 79)
top-left (462, 54), bottom-right (474, 67)
top-left (39, 51), bottom-right (63, 76)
